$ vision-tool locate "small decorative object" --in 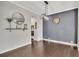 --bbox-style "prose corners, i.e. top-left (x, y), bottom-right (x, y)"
top-left (6, 18), bottom-right (13, 32)
top-left (31, 25), bottom-right (34, 30)
top-left (35, 22), bottom-right (37, 29)
top-left (23, 24), bottom-right (27, 31)
top-left (52, 16), bottom-right (60, 24)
